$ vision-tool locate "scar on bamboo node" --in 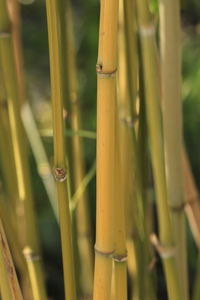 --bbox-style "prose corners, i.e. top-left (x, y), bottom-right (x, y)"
top-left (96, 63), bottom-right (103, 73)
top-left (53, 167), bottom-right (67, 182)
